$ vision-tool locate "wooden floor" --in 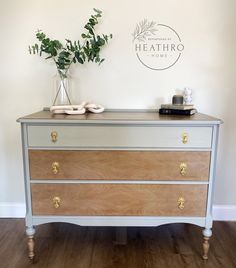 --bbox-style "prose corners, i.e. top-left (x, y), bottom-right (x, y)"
top-left (0, 220), bottom-right (236, 268)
